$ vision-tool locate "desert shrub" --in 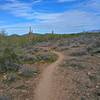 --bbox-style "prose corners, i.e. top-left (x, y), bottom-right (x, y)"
top-left (15, 84), bottom-right (28, 90)
top-left (70, 49), bottom-right (88, 56)
top-left (88, 74), bottom-right (97, 82)
top-left (20, 55), bottom-right (37, 64)
top-left (19, 66), bottom-right (38, 77)
top-left (2, 72), bottom-right (17, 84)
top-left (80, 97), bottom-right (85, 100)
top-left (3, 48), bottom-right (18, 61)
top-left (6, 73), bottom-right (17, 82)
top-left (70, 51), bottom-right (87, 56)
top-left (37, 53), bottom-right (57, 63)
top-left (0, 57), bottom-right (6, 72)
top-left (68, 62), bottom-right (85, 70)
top-left (87, 41), bottom-right (100, 55)
top-left (21, 53), bottom-right (57, 64)
top-left (0, 48), bottom-right (20, 73)
top-left (62, 60), bottom-right (86, 70)
top-left (91, 41), bottom-right (100, 48)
